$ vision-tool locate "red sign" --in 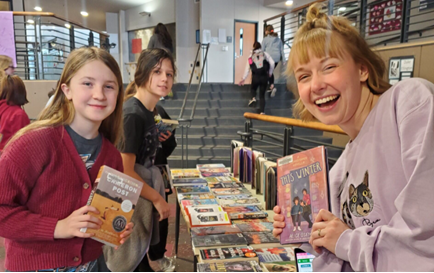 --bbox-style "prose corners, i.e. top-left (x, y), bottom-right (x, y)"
top-left (132, 38), bottom-right (142, 54)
